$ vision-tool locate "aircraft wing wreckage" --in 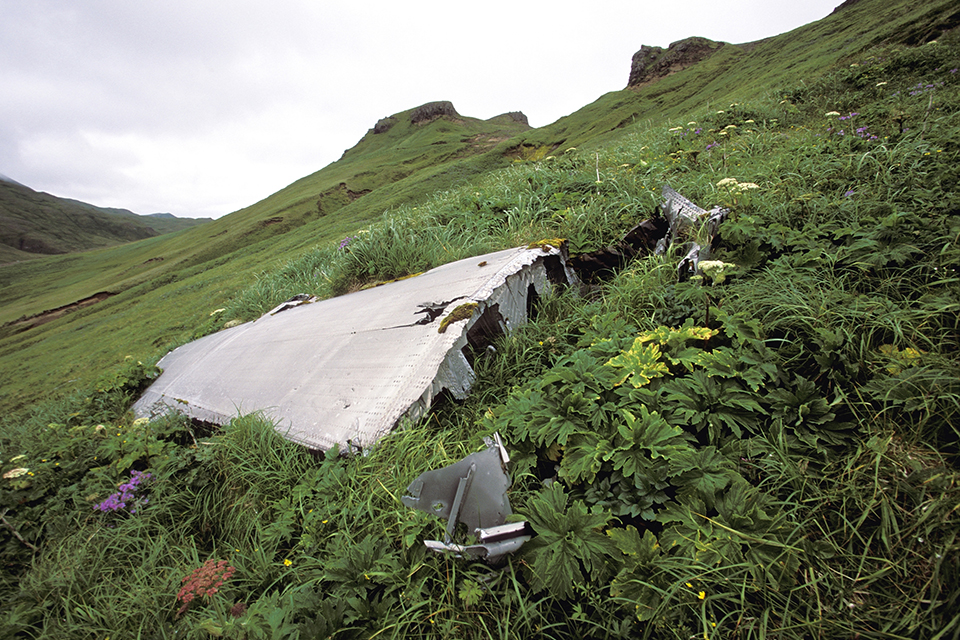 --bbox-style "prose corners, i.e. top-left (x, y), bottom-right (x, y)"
top-left (133, 244), bottom-right (577, 451)
top-left (135, 185), bottom-right (724, 455)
